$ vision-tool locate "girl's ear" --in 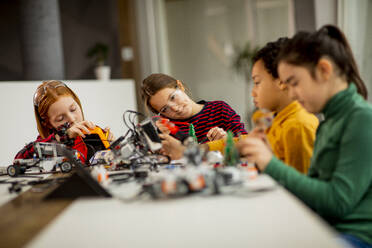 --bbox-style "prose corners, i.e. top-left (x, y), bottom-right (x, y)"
top-left (176, 80), bottom-right (185, 91)
top-left (276, 79), bottom-right (287, 91)
top-left (316, 58), bottom-right (333, 82)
